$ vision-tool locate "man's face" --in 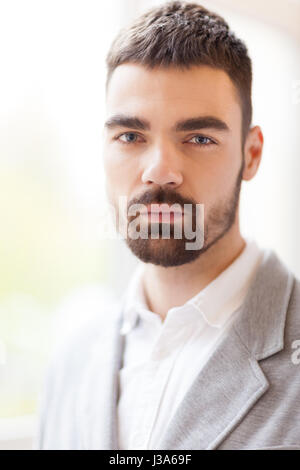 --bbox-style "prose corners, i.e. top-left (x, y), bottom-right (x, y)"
top-left (103, 64), bottom-right (245, 267)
